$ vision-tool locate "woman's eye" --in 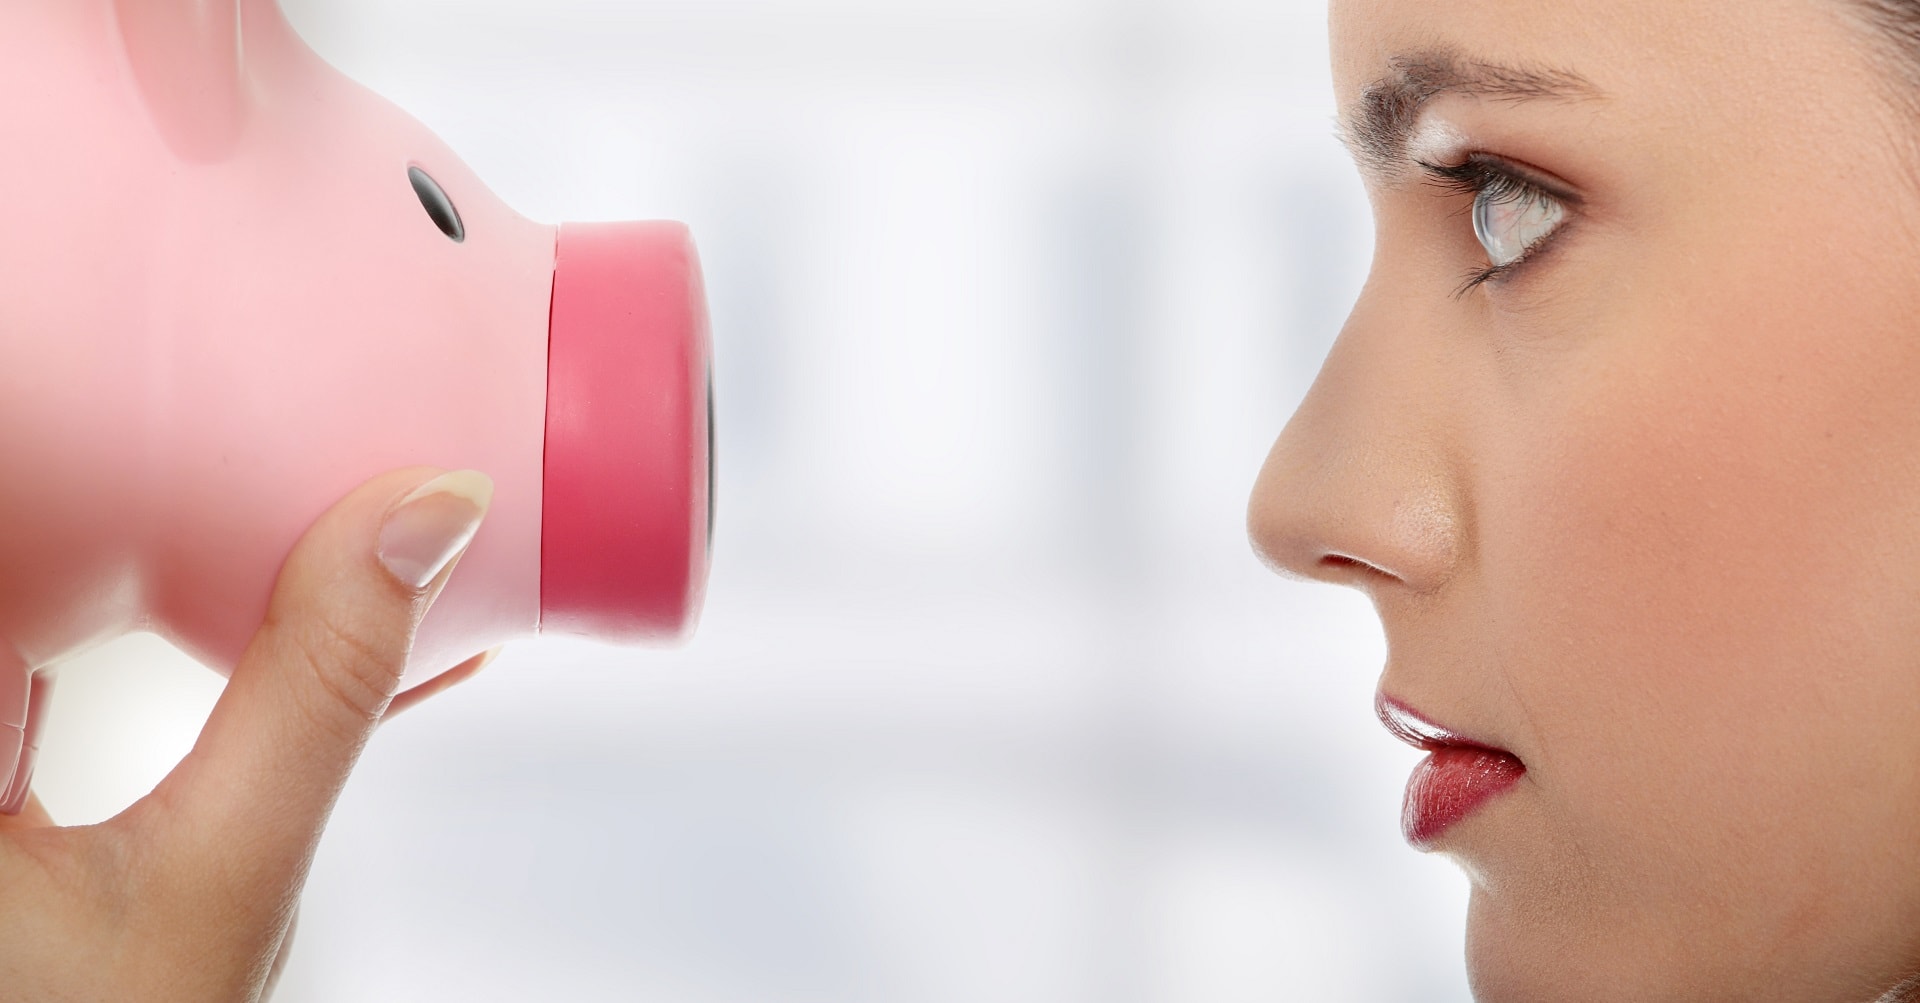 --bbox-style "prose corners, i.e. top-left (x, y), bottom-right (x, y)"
top-left (1419, 155), bottom-right (1576, 289)
top-left (1472, 183), bottom-right (1564, 268)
